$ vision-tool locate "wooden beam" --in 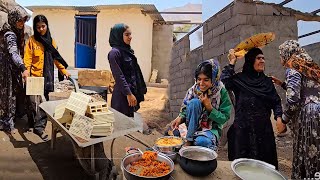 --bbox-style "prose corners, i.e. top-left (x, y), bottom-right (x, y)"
top-left (168, 22), bottom-right (203, 25)
top-left (311, 9), bottom-right (320, 15)
top-left (279, 0), bottom-right (293, 6)
top-left (142, 11), bottom-right (202, 14)
top-left (298, 29), bottom-right (320, 39)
